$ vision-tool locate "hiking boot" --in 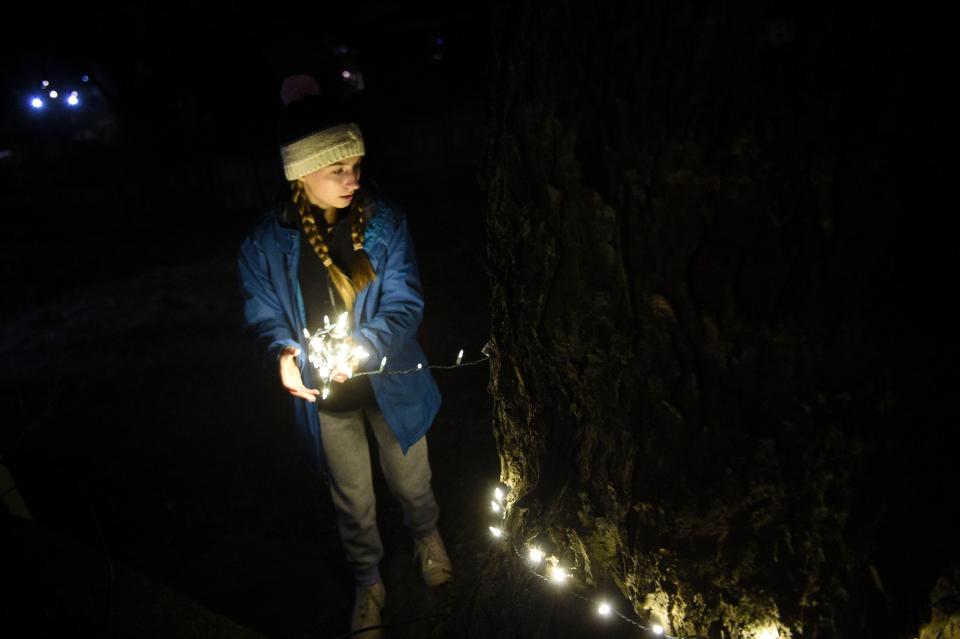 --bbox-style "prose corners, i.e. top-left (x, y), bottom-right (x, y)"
top-left (414, 530), bottom-right (453, 586)
top-left (351, 580), bottom-right (386, 638)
